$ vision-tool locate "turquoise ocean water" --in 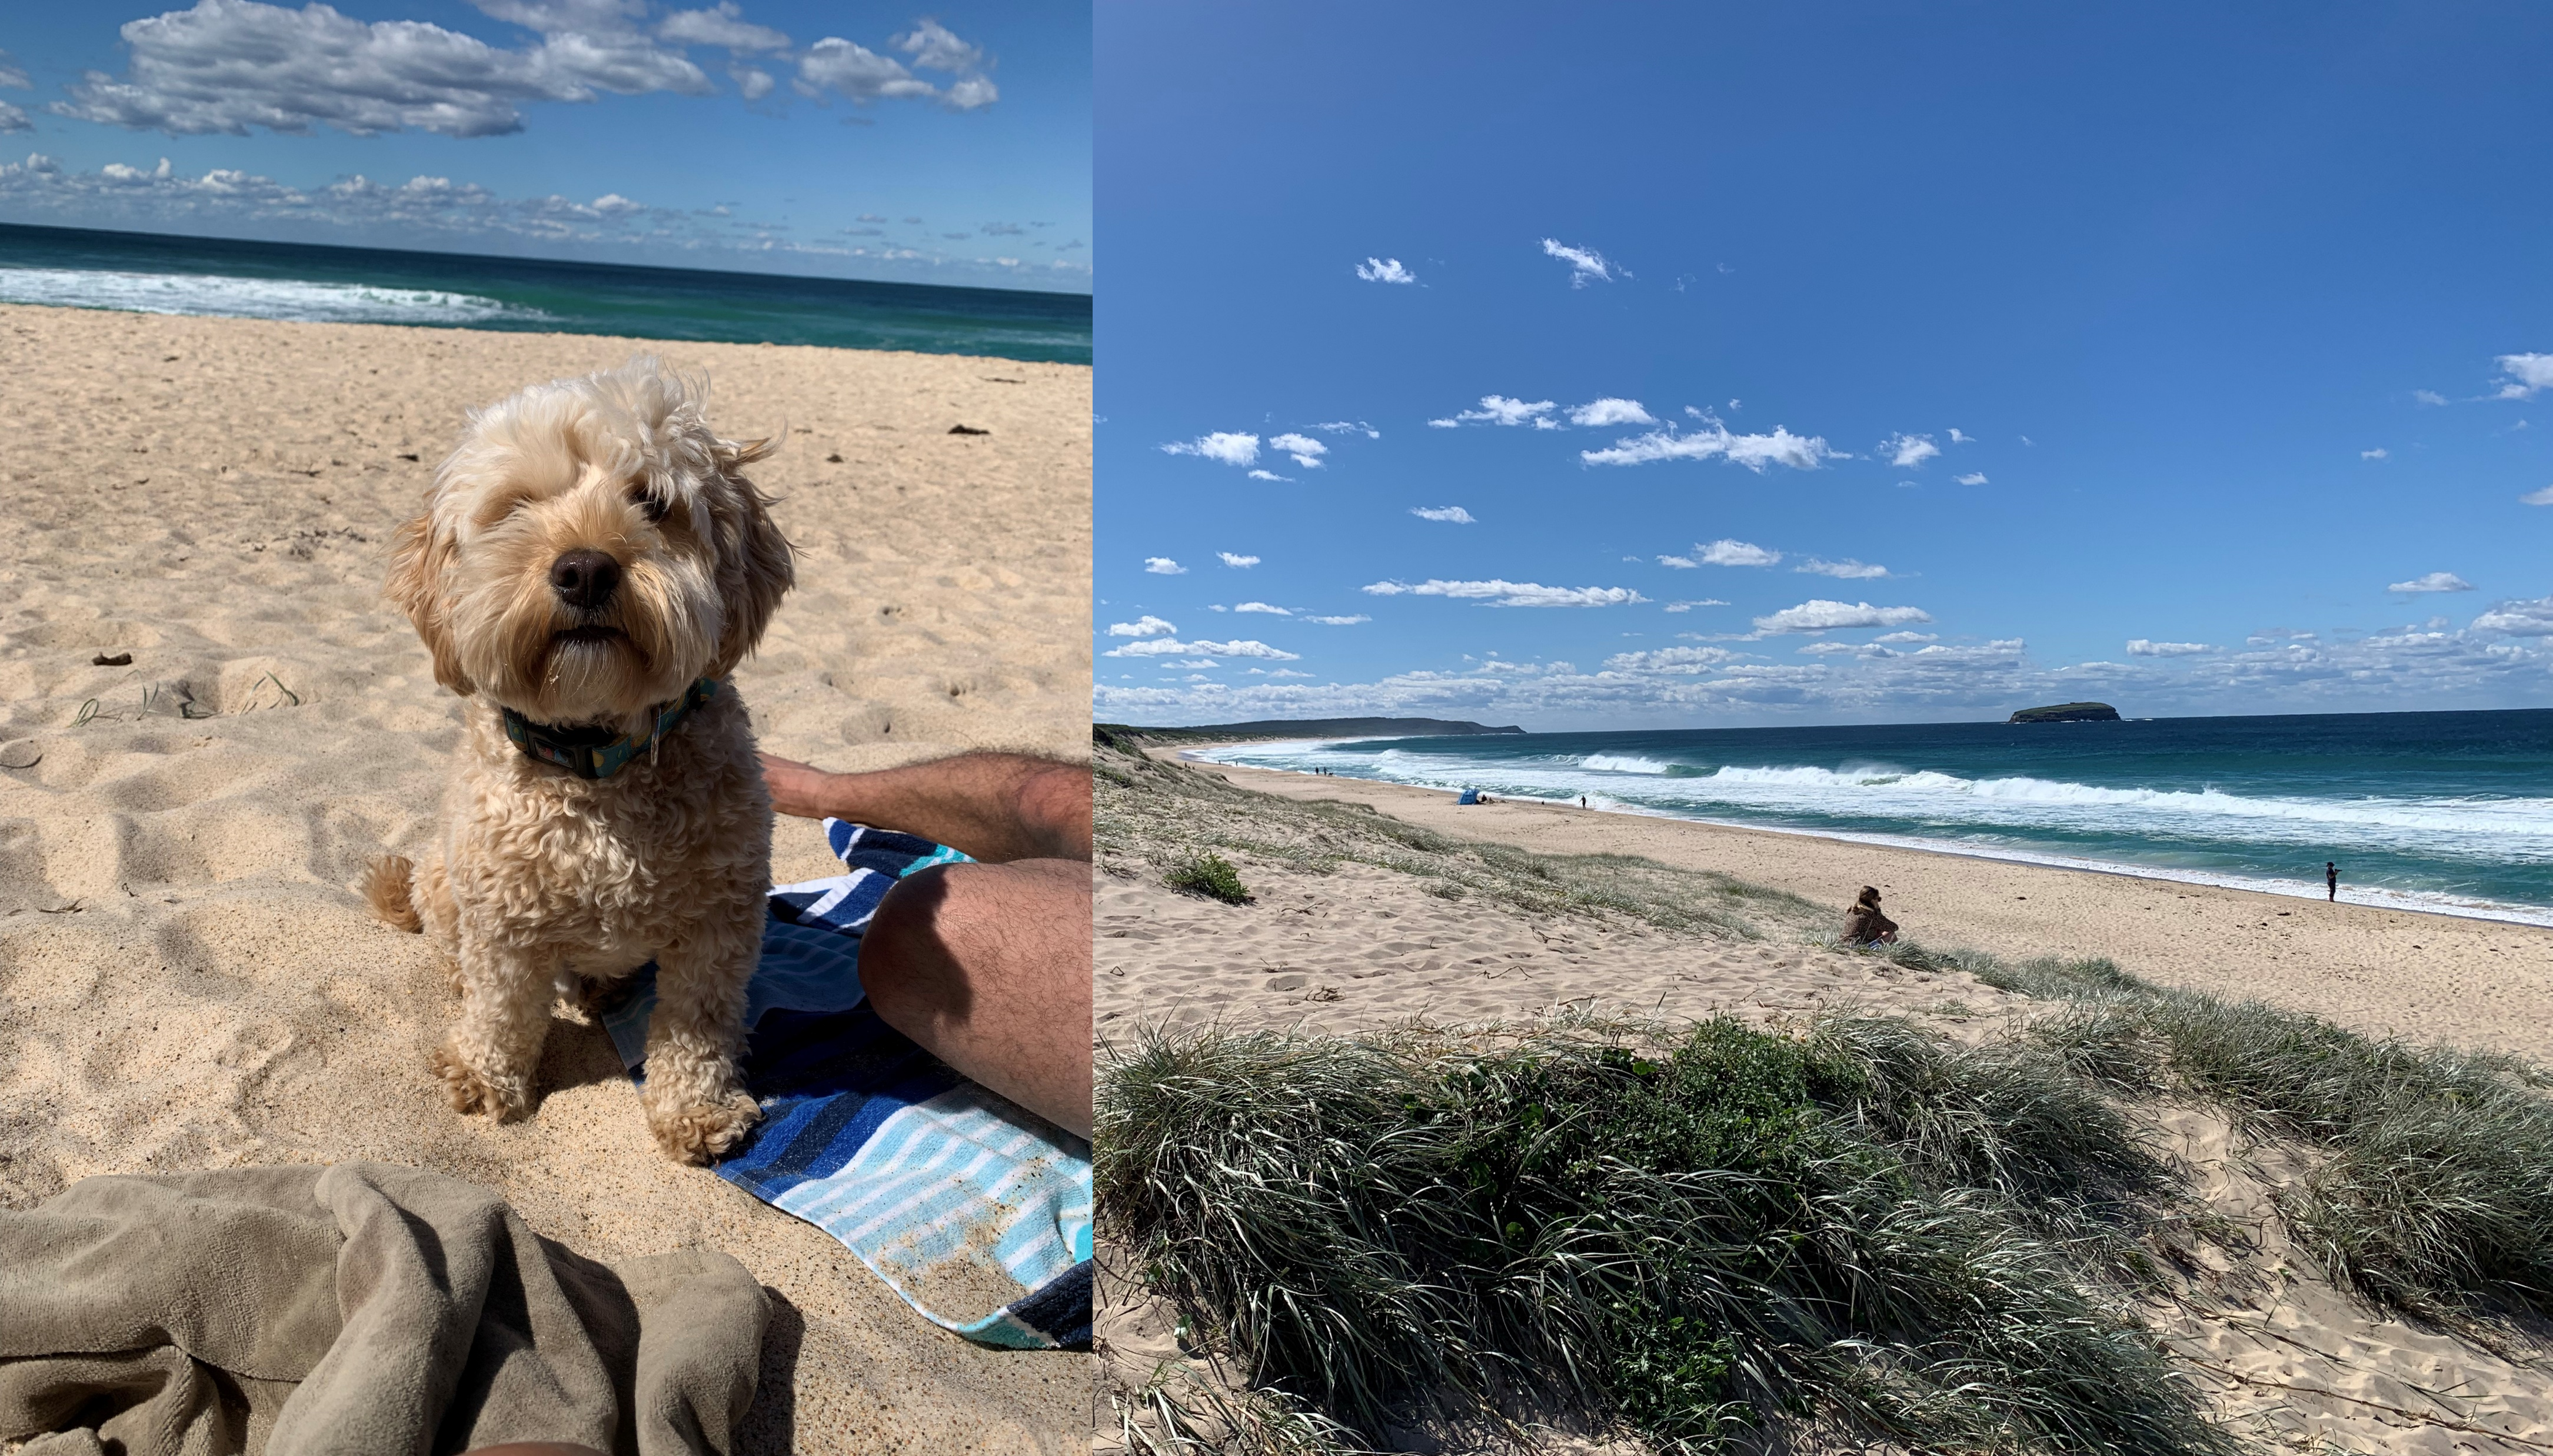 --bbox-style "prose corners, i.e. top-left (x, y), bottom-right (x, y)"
top-left (0, 222), bottom-right (1089, 364)
top-left (1197, 710), bottom-right (2553, 925)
